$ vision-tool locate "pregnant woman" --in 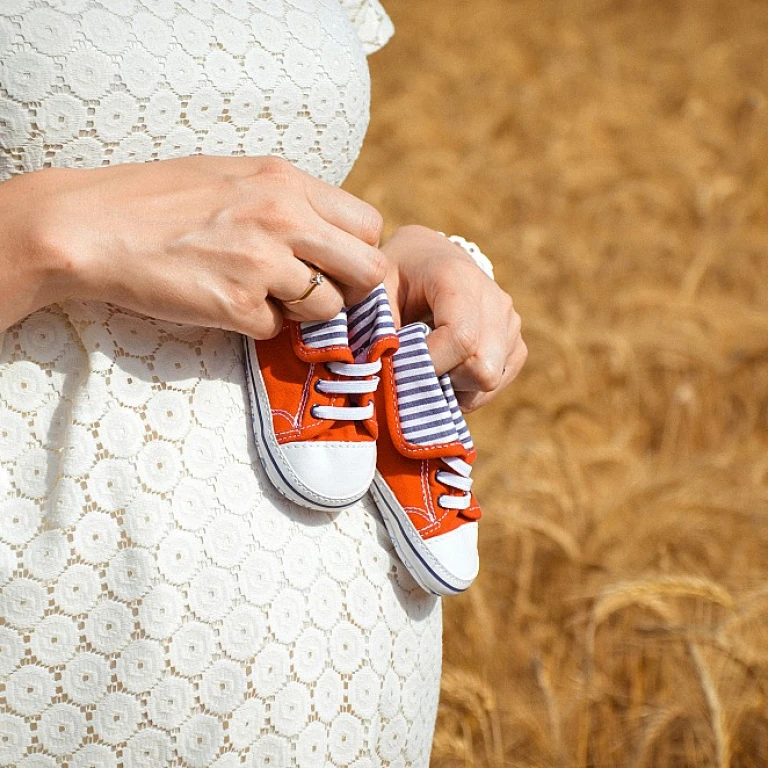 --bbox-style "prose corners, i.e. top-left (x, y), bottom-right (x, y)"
top-left (0, 1), bottom-right (526, 766)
